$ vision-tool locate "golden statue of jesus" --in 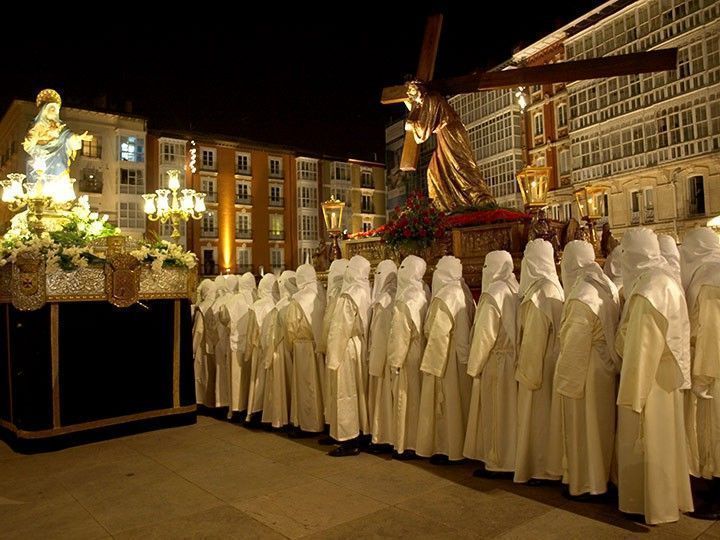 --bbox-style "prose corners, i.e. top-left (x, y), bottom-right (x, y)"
top-left (404, 81), bottom-right (495, 212)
